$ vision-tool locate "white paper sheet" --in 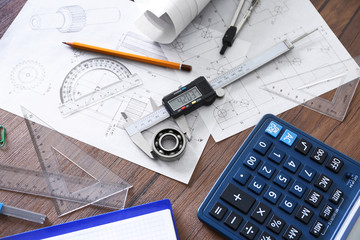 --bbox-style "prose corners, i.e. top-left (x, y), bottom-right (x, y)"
top-left (1, 0), bottom-right (359, 185)
top-left (135, 0), bottom-right (210, 44)
top-left (0, 0), bottom-right (210, 184)
top-left (160, 0), bottom-right (360, 142)
top-left (44, 209), bottom-right (177, 240)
